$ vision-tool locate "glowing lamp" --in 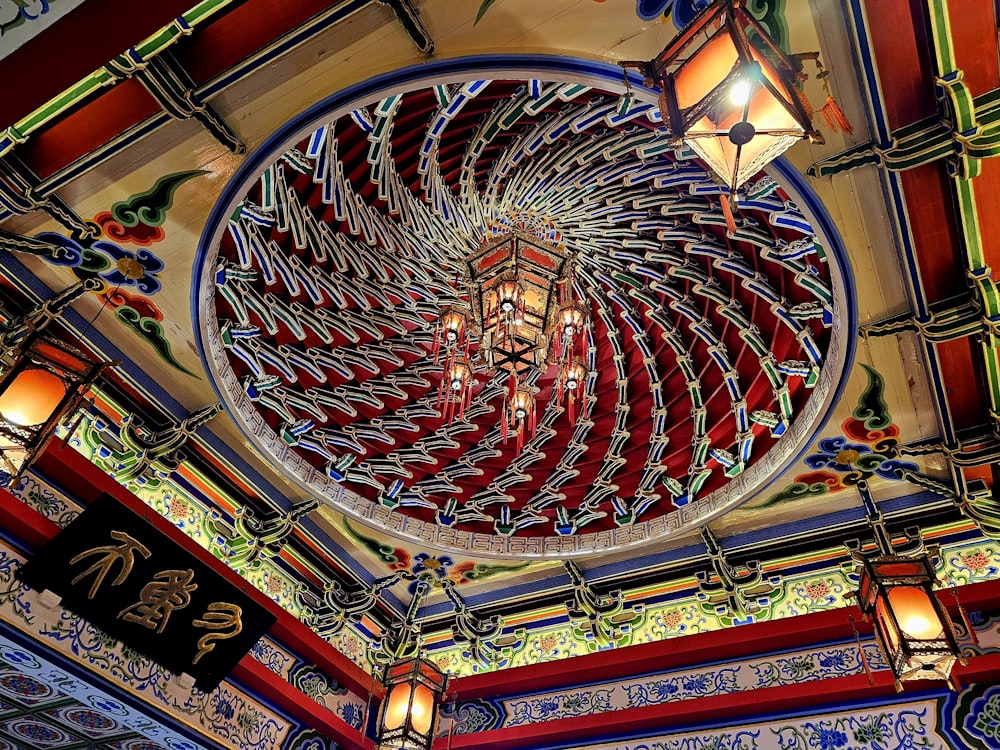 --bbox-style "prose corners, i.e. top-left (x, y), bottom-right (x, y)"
top-left (0, 332), bottom-right (110, 487)
top-left (563, 359), bottom-right (588, 393)
top-left (509, 385), bottom-right (535, 420)
top-left (377, 657), bottom-right (447, 750)
top-left (493, 276), bottom-right (524, 316)
top-left (630, 0), bottom-right (822, 193)
top-left (557, 302), bottom-right (588, 337)
top-left (438, 308), bottom-right (467, 345)
top-left (855, 555), bottom-right (964, 688)
top-left (446, 357), bottom-right (474, 393)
